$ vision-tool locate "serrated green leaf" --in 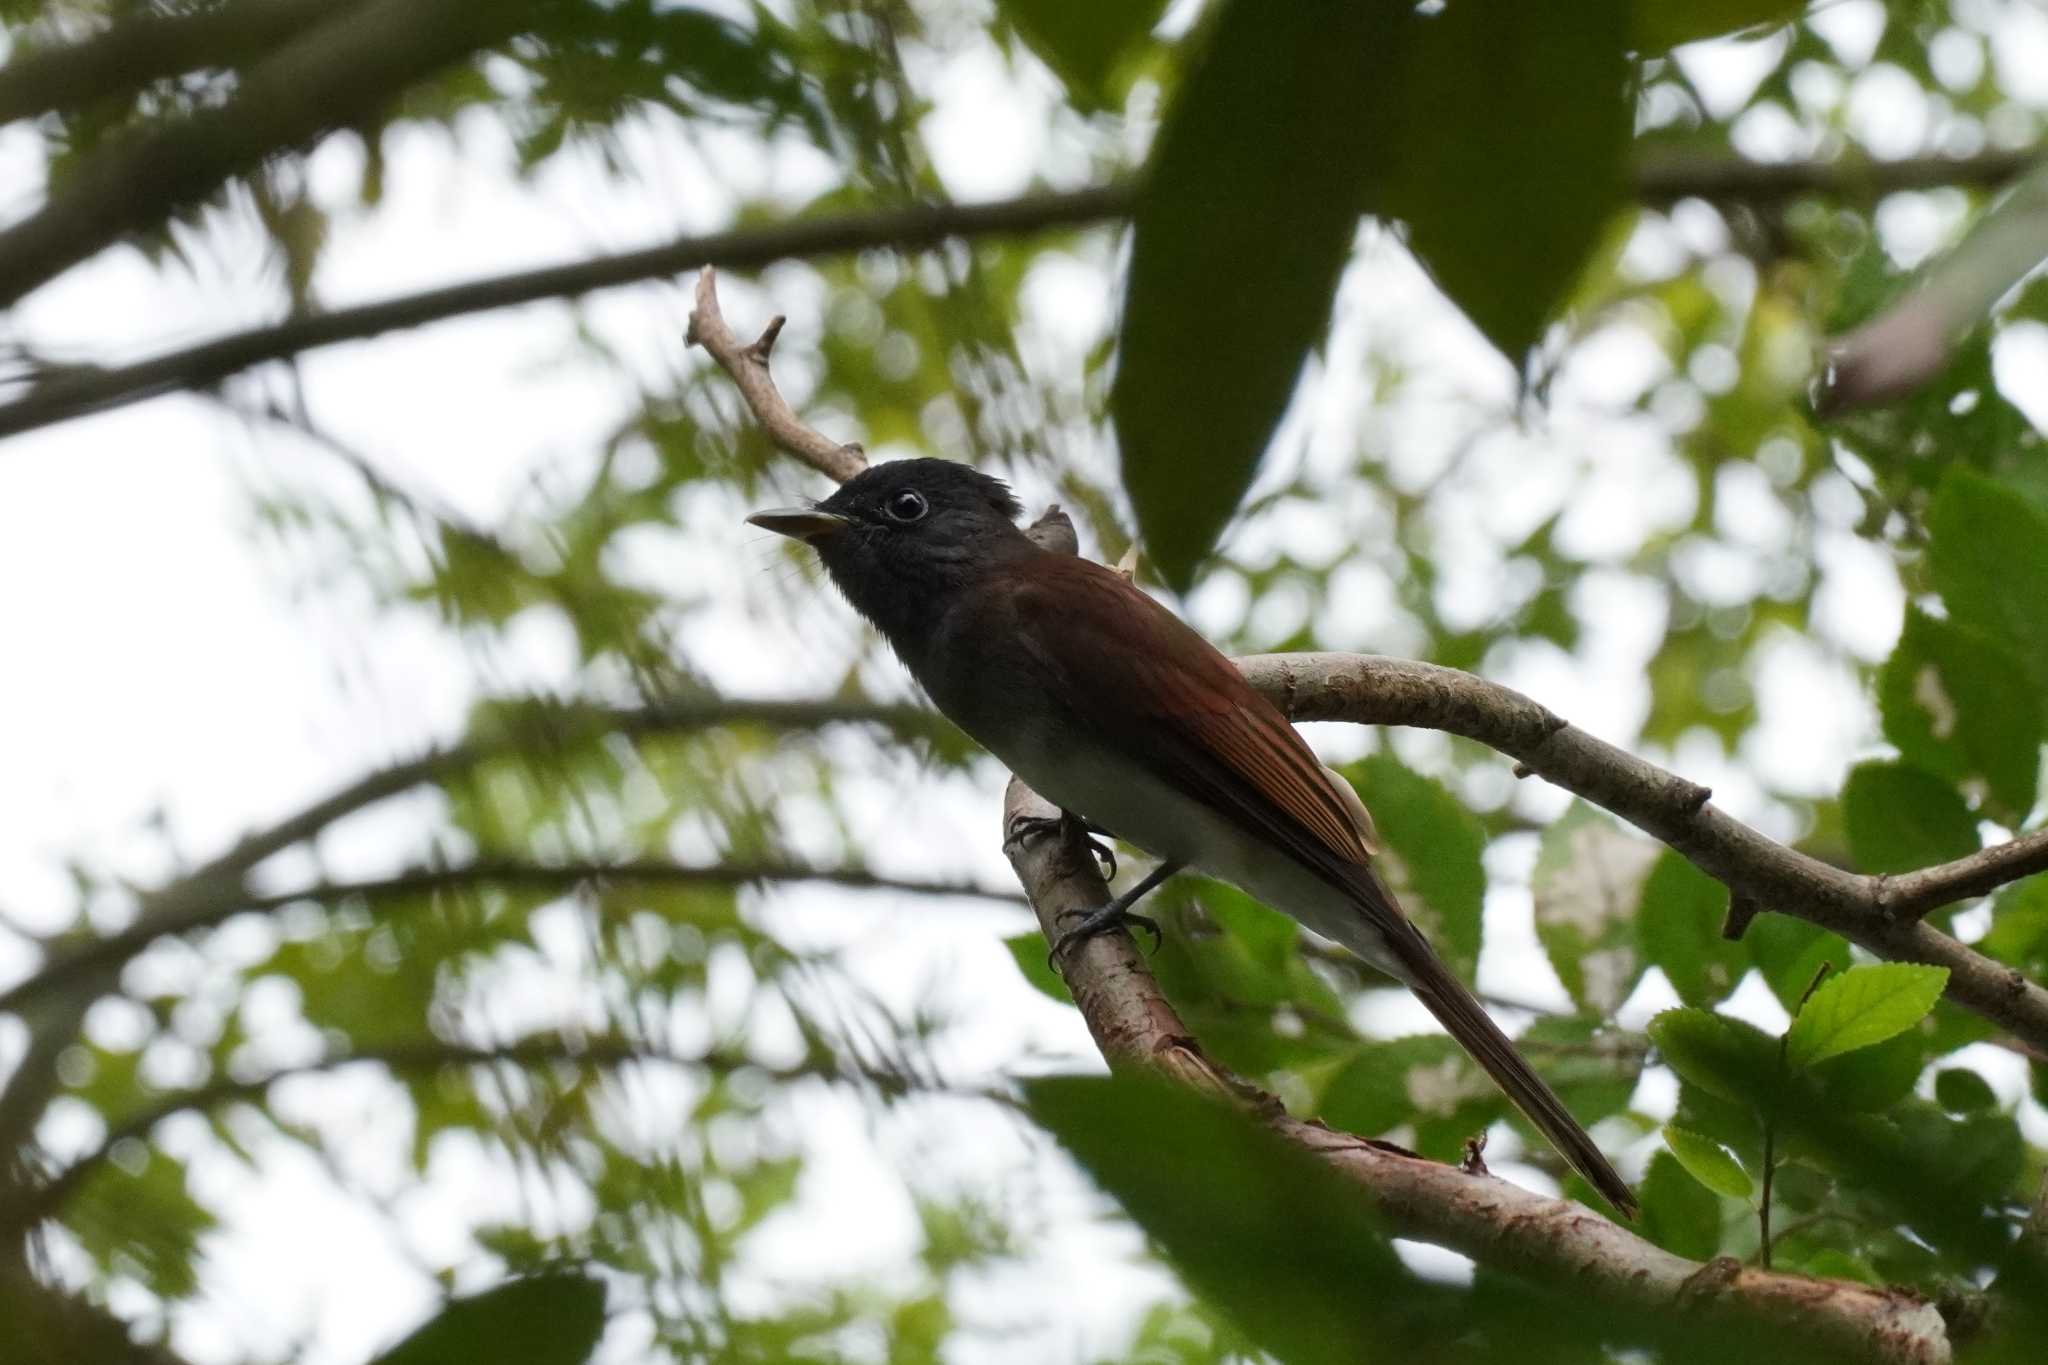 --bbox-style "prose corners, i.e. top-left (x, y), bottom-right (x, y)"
top-left (1877, 609), bottom-right (2041, 822)
top-left (1746, 915), bottom-right (1848, 1013)
top-left (1638, 1150), bottom-right (1722, 1261)
top-left (1532, 804), bottom-right (1653, 1012)
top-left (1647, 1008), bottom-right (1776, 1104)
top-left (1785, 963), bottom-right (1950, 1069)
top-left (1347, 755), bottom-right (1487, 982)
top-left (1636, 850), bottom-right (1746, 1006)
top-left (1929, 469), bottom-right (2048, 686)
top-left (1318, 1035), bottom-right (1480, 1147)
top-left (1662, 1125), bottom-right (1754, 1201)
top-left (1841, 761), bottom-right (1979, 878)
top-left (1810, 1029), bottom-right (1925, 1112)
